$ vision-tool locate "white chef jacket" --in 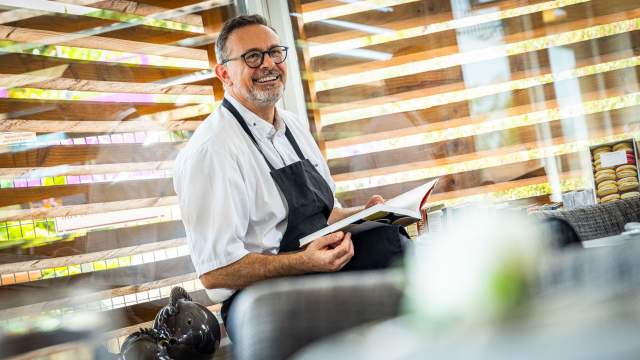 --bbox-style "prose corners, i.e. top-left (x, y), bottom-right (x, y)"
top-left (173, 95), bottom-right (340, 302)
